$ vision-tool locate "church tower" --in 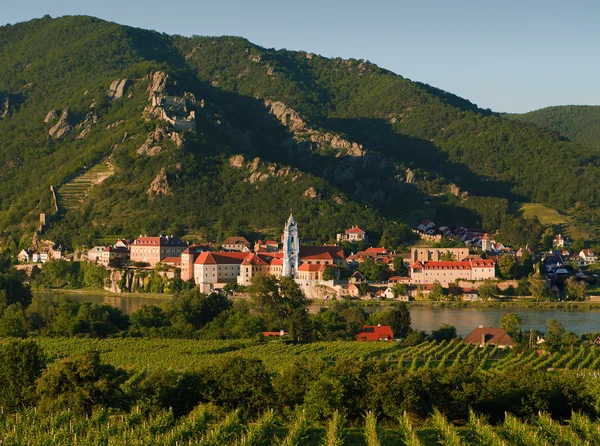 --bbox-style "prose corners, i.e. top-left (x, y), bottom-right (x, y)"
top-left (282, 213), bottom-right (300, 277)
